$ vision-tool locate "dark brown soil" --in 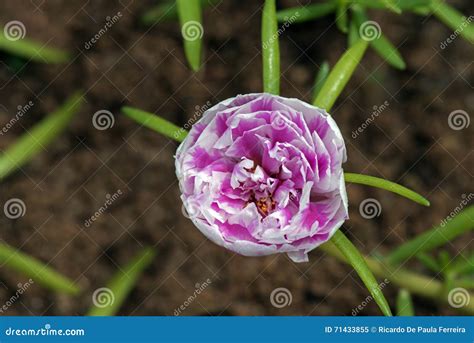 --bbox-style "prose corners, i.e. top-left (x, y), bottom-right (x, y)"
top-left (0, 0), bottom-right (472, 316)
